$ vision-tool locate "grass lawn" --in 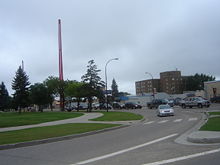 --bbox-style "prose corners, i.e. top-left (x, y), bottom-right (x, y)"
top-left (90, 111), bottom-right (143, 121)
top-left (200, 117), bottom-right (220, 131)
top-left (0, 123), bottom-right (120, 145)
top-left (0, 112), bottom-right (83, 128)
top-left (209, 112), bottom-right (220, 116)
